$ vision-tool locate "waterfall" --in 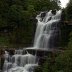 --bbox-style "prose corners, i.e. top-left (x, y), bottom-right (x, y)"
top-left (3, 51), bottom-right (38, 72)
top-left (2, 10), bottom-right (62, 72)
top-left (34, 10), bottom-right (62, 49)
